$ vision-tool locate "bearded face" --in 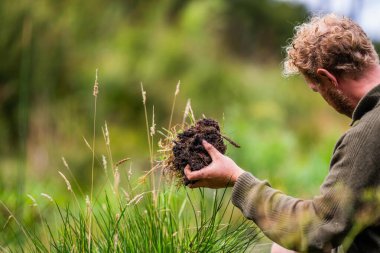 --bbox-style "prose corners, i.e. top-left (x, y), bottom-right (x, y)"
top-left (318, 83), bottom-right (356, 117)
top-left (303, 74), bottom-right (356, 118)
